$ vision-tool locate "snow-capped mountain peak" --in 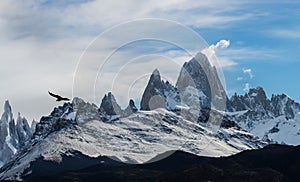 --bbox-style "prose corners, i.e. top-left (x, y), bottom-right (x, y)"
top-left (140, 69), bottom-right (180, 111)
top-left (176, 52), bottom-right (227, 111)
